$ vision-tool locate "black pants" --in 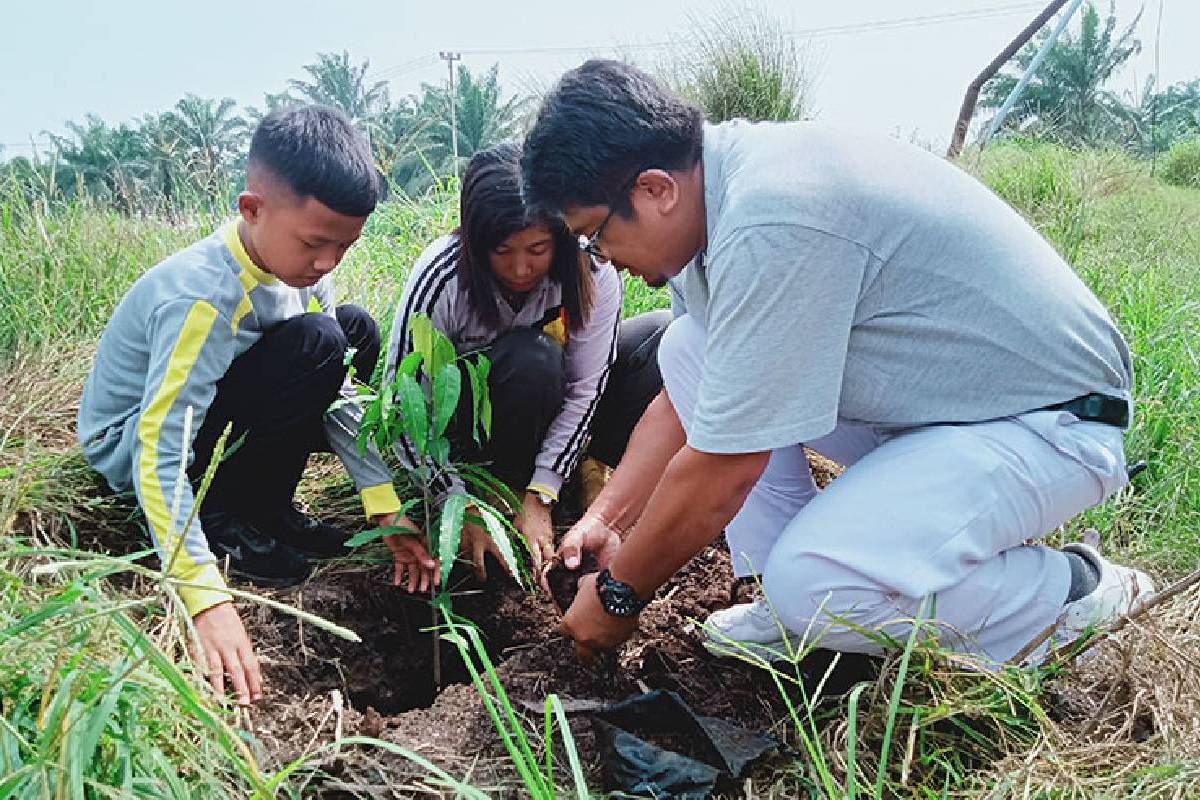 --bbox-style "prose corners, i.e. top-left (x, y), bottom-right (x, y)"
top-left (455, 309), bottom-right (673, 492)
top-left (189, 305), bottom-right (380, 517)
